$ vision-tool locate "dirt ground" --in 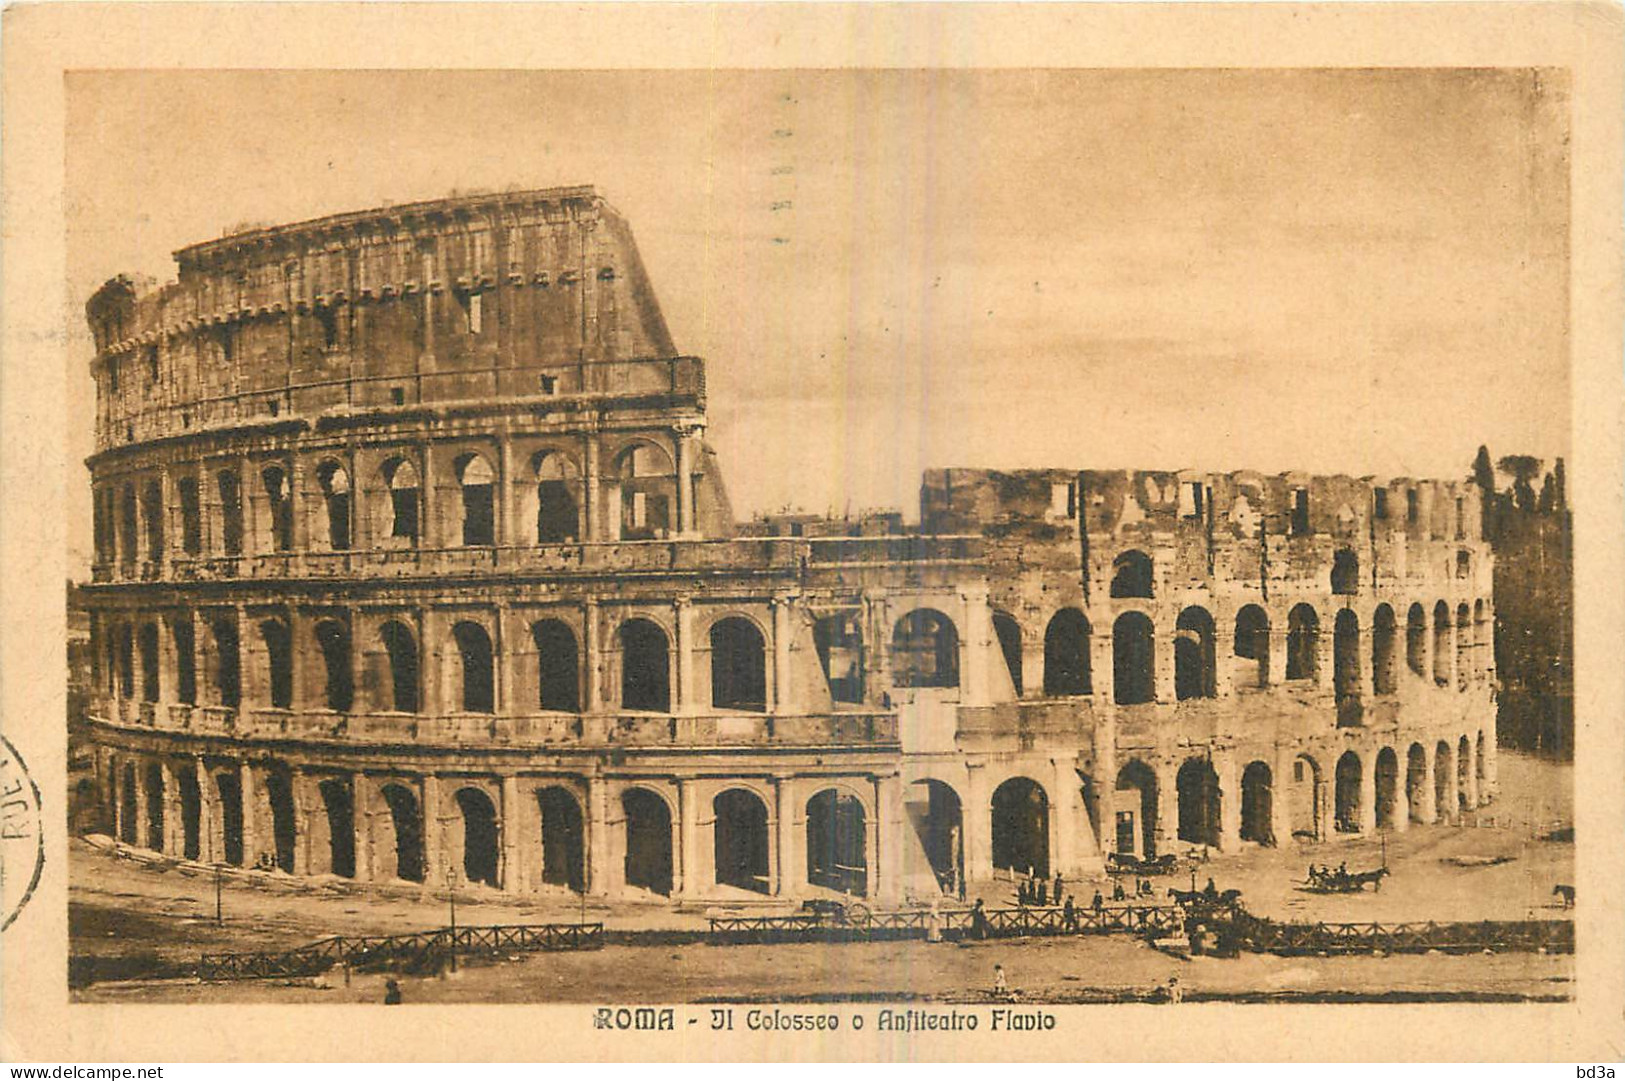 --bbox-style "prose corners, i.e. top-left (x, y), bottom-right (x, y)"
top-left (69, 750), bottom-right (1573, 1003)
